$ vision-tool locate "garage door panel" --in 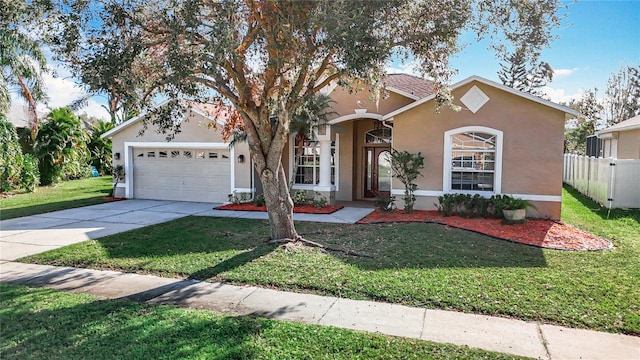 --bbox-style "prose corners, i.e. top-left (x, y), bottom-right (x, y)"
top-left (132, 147), bottom-right (231, 202)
